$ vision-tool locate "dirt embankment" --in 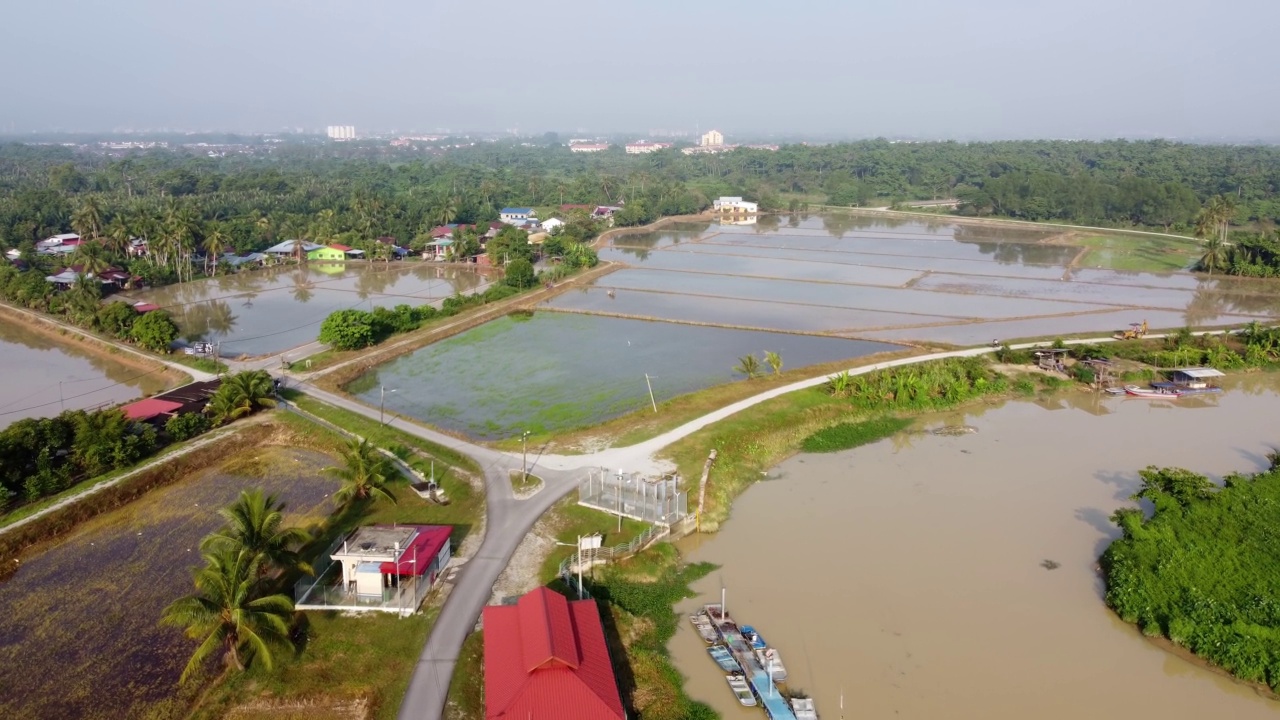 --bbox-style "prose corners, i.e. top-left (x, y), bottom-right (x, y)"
top-left (0, 301), bottom-right (190, 387)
